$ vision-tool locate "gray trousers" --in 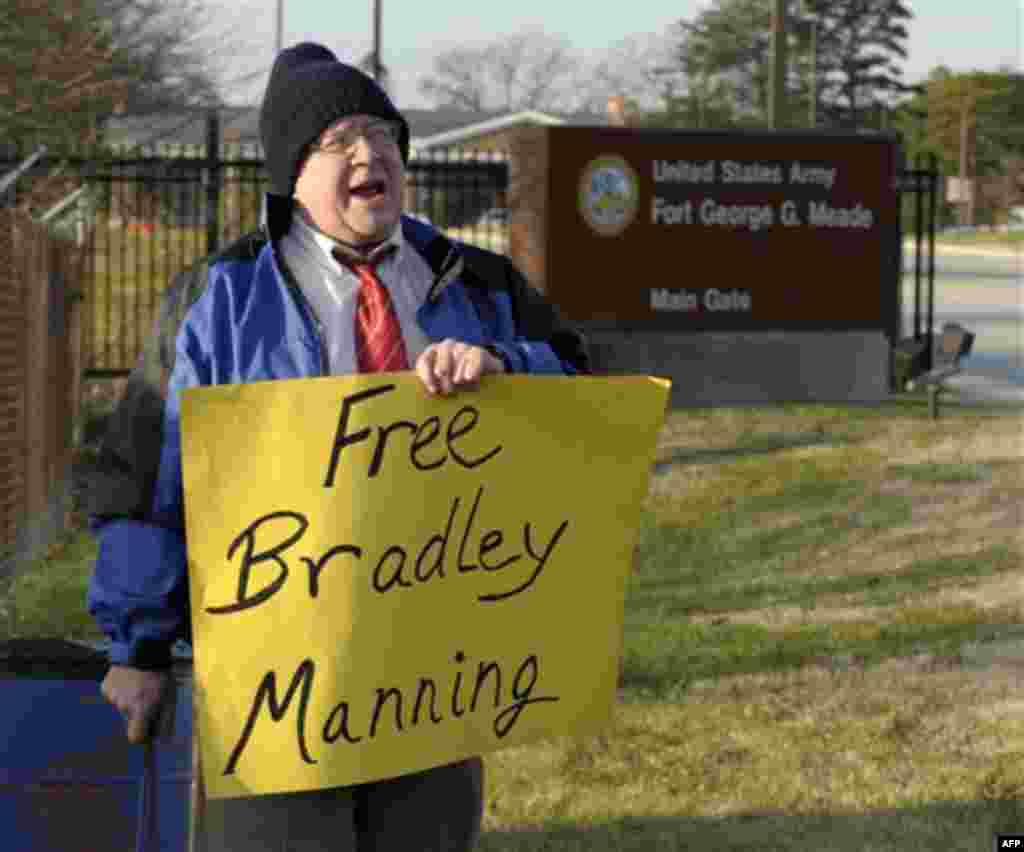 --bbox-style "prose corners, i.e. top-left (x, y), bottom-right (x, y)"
top-left (199, 757), bottom-right (484, 852)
